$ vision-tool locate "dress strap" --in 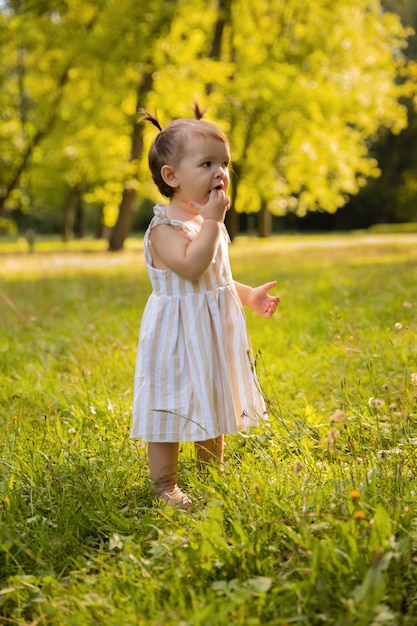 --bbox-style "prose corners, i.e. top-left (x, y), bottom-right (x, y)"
top-left (149, 204), bottom-right (196, 241)
top-left (144, 204), bottom-right (196, 266)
